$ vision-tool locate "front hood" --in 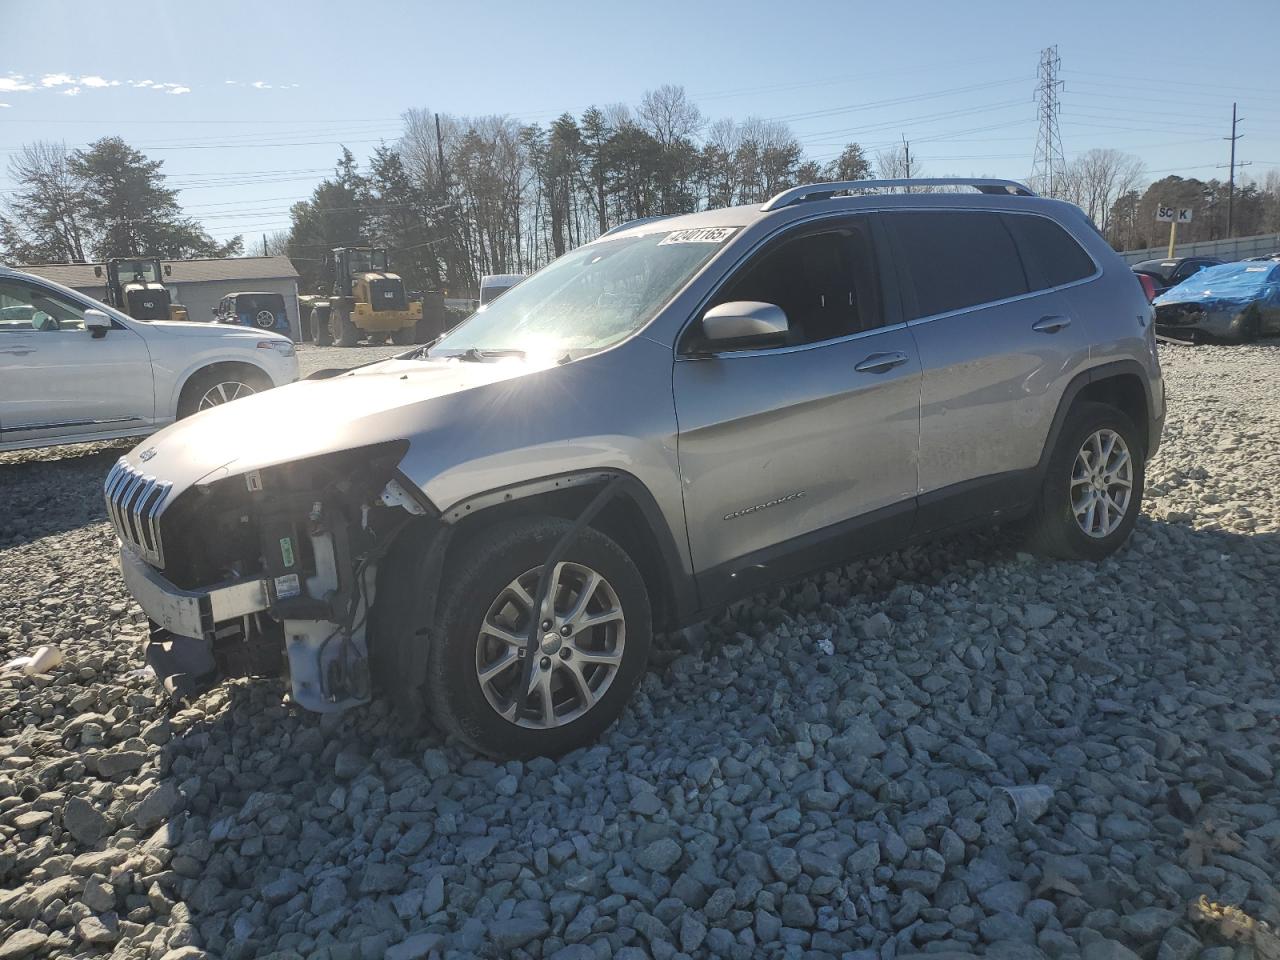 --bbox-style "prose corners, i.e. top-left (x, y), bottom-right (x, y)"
top-left (121, 355), bottom-right (551, 492)
top-left (140, 320), bottom-right (290, 340)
